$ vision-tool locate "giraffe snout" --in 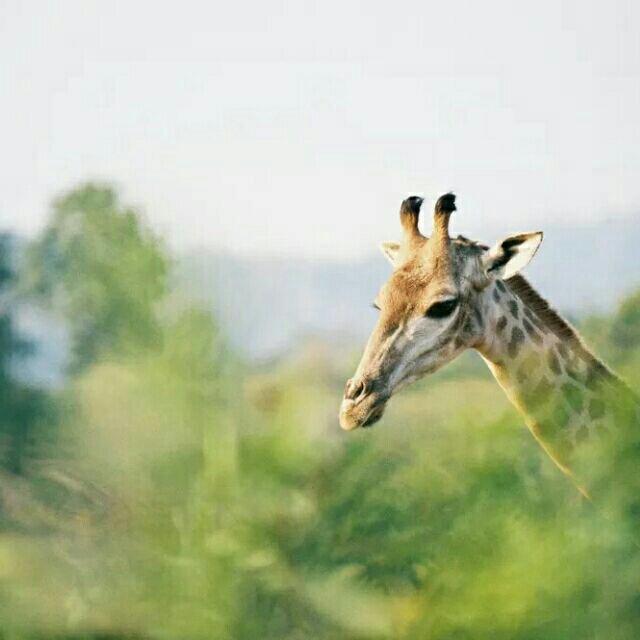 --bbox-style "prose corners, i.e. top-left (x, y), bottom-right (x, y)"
top-left (339, 375), bottom-right (388, 431)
